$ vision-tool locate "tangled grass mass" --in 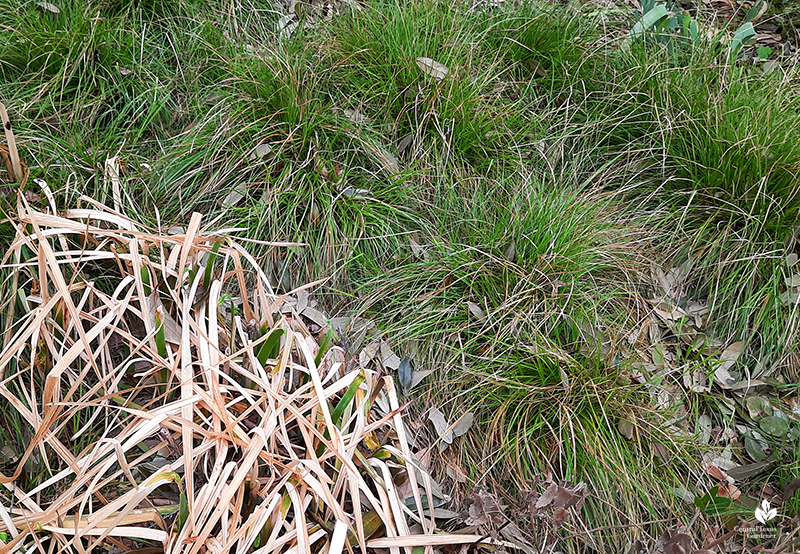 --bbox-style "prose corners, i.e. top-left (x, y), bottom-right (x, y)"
top-left (0, 197), bottom-right (505, 554)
